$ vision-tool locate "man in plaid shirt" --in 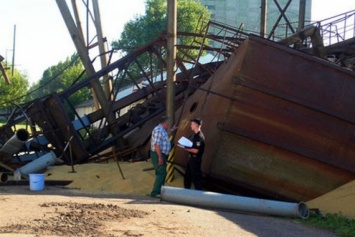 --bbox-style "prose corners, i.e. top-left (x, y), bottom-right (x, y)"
top-left (149, 116), bottom-right (172, 197)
